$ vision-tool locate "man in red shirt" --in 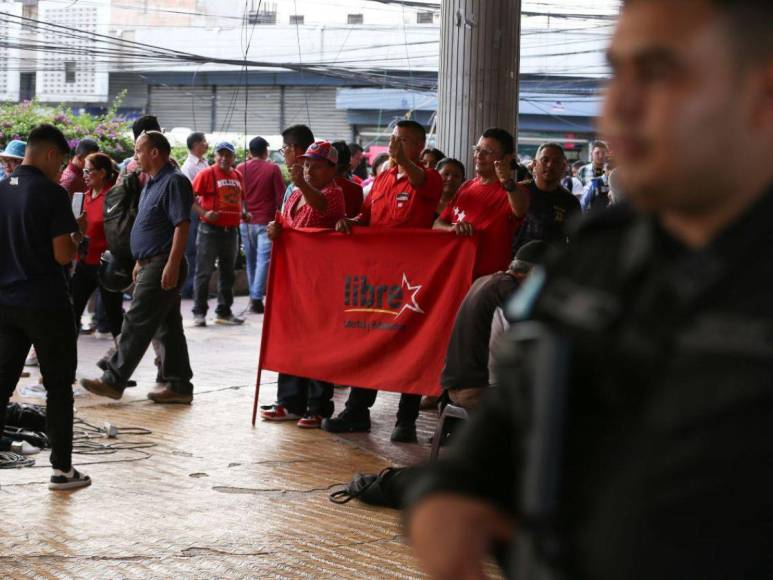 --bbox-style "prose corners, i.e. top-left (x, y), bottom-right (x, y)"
top-left (238, 136), bottom-right (286, 314)
top-left (325, 120), bottom-right (442, 444)
top-left (433, 128), bottom-right (528, 278)
top-left (332, 141), bottom-right (364, 218)
top-left (260, 140), bottom-right (344, 429)
top-left (59, 138), bottom-right (99, 197)
top-left (191, 141), bottom-right (245, 327)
